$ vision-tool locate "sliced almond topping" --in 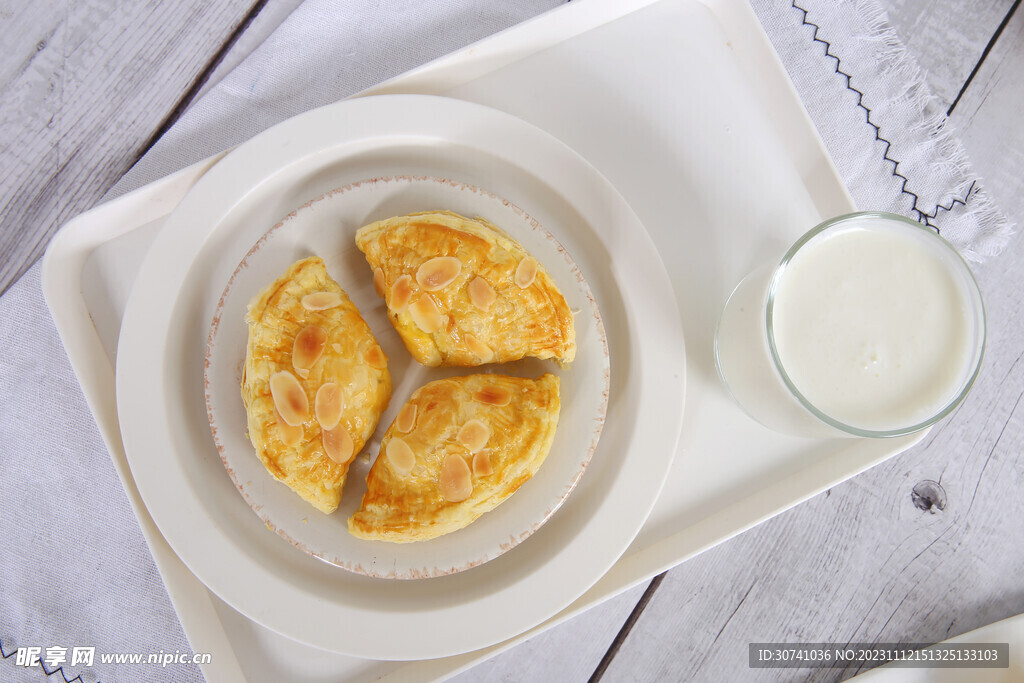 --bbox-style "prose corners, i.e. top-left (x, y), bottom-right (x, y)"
top-left (514, 256), bottom-right (538, 288)
top-left (464, 333), bottom-right (494, 363)
top-left (364, 345), bottom-right (387, 369)
top-left (457, 419), bottom-right (490, 453)
top-left (472, 385), bottom-right (512, 407)
top-left (396, 403), bottom-right (417, 433)
top-left (410, 294), bottom-right (443, 334)
top-left (301, 291), bottom-right (343, 311)
top-left (472, 450), bottom-right (493, 477)
top-left (322, 426), bottom-right (354, 464)
top-left (274, 408), bottom-right (303, 447)
top-left (372, 267), bottom-right (386, 298)
top-left (467, 277), bottom-right (497, 311)
top-left (314, 383), bottom-right (344, 430)
top-left (292, 325), bottom-right (327, 372)
top-left (386, 437), bottom-right (416, 475)
top-left (440, 454), bottom-right (473, 502)
top-left (390, 274), bottom-right (414, 311)
top-left (415, 256), bottom-right (462, 291)
top-left (269, 371), bottom-right (308, 426)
